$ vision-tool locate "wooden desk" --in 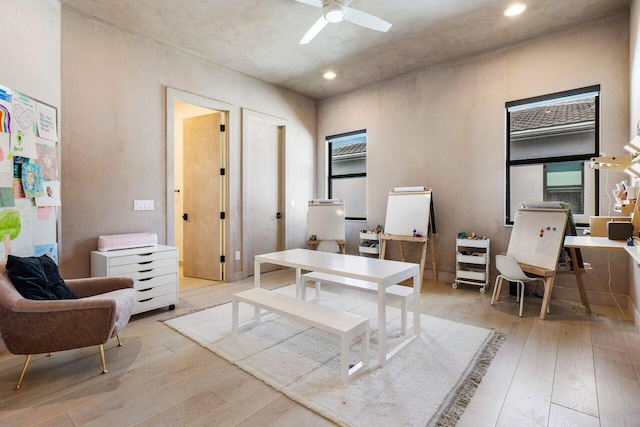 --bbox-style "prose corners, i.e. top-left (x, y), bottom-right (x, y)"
top-left (563, 235), bottom-right (627, 317)
top-left (254, 248), bottom-right (420, 367)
